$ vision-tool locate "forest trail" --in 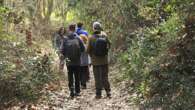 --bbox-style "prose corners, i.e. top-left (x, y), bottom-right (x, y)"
top-left (10, 62), bottom-right (138, 110)
top-left (1, 0), bottom-right (195, 109)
